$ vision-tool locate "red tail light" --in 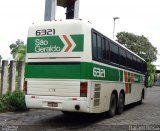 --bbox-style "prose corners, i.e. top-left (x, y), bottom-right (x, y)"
top-left (23, 81), bottom-right (27, 94)
top-left (80, 82), bottom-right (88, 97)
